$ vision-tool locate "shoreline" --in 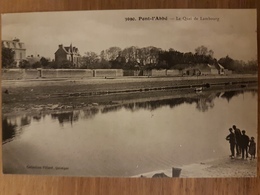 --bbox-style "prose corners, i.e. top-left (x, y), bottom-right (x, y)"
top-left (2, 85), bottom-right (257, 117)
top-left (2, 75), bottom-right (258, 116)
top-left (132, 156), bottom-right (257, 178)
